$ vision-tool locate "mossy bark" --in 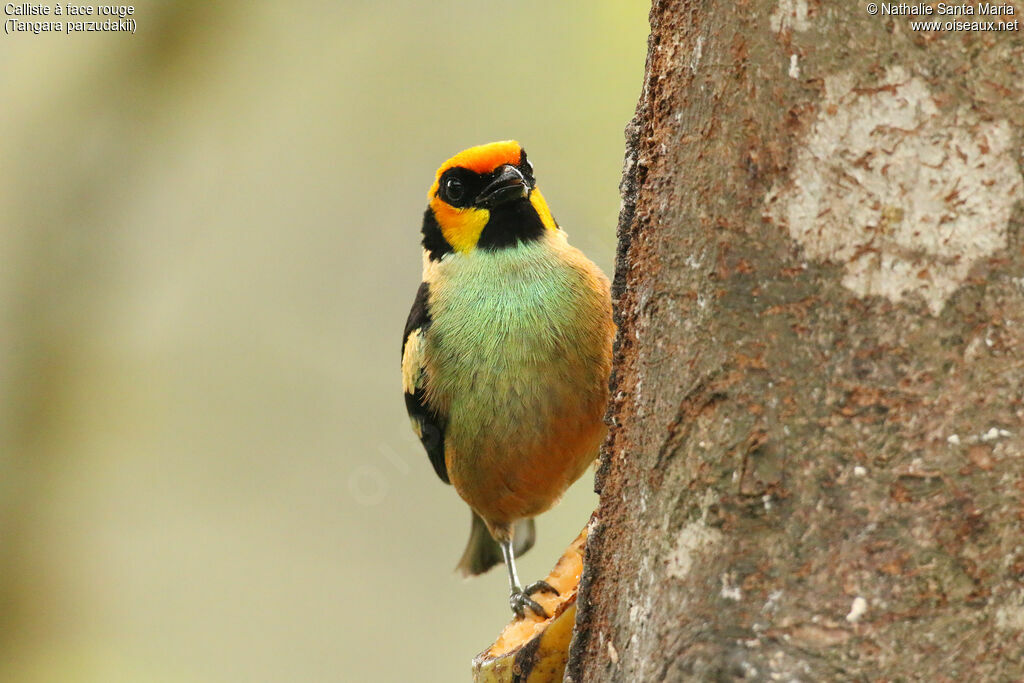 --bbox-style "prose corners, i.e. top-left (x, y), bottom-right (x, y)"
top-left (568, 1), bottom-right (1024, 680)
